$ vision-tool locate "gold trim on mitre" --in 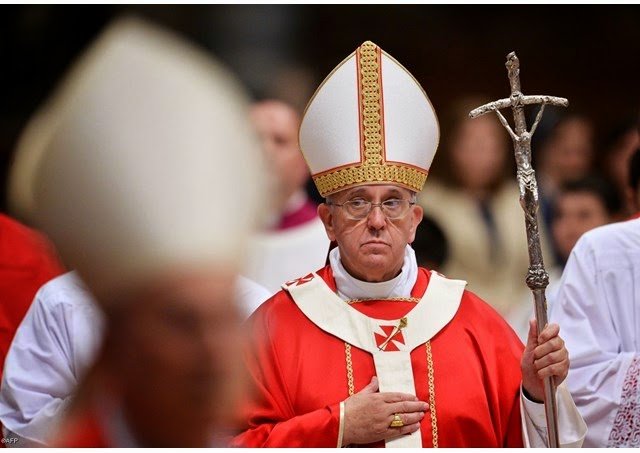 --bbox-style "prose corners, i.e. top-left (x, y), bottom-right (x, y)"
top-left (306, 41), bottom-right (430, 197)
top-left (313, 163), bottom-right (428, 197)
top-left (358, 41), bottom-right (385, 168)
